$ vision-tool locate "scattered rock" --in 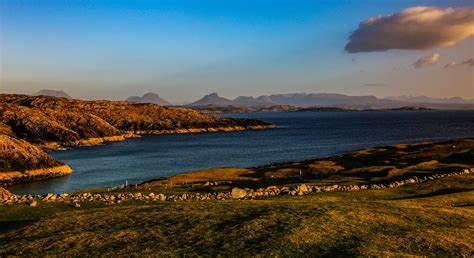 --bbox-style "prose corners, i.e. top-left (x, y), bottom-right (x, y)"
top-left (1, 170), bottom-right (470, 205)
top-left (231, 188), bottom-right (247, 199)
